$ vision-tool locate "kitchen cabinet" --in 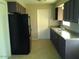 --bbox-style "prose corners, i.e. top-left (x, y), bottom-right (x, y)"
top-left (64, 0), bottom-right (74, 22)
top-left (50, 29), bottom-right (65, 59)
top-left (50, 28), bottom-right (79, 59)
top-left (8, 2), bottom-right (26, 14)
top-left (73, 0), bottom-right (79, 23)
top-left (64, 0), bottom-right (79, 23)
top-left (69, 0), bottom-right (74, 22)
top-left (50, 29), bottom-right (59, 50)
top-left (64, 1), bottom-right (70, 21)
